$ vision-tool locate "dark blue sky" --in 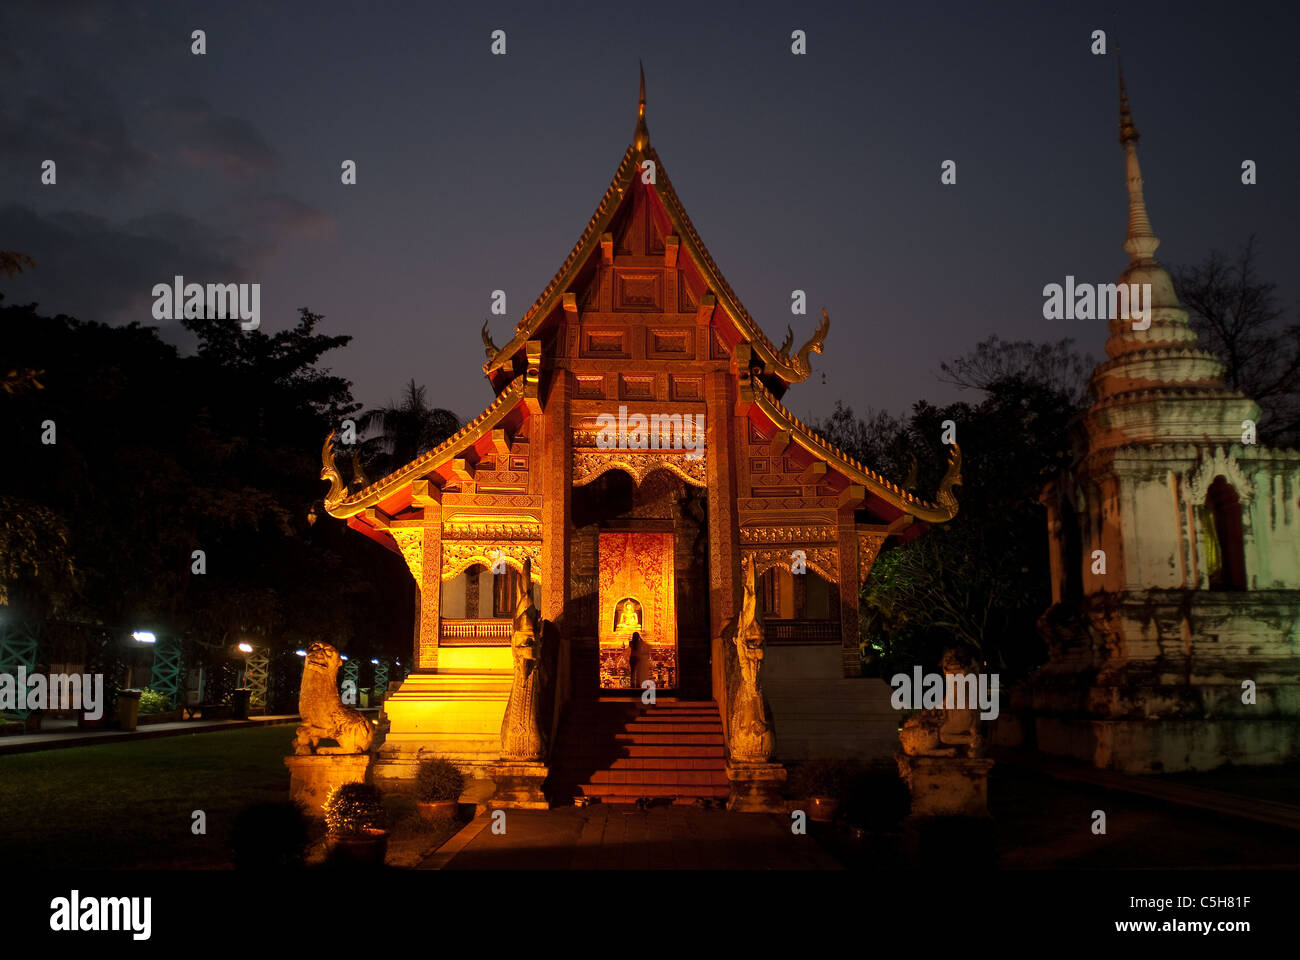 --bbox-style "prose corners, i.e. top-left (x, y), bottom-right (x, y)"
top-left (3, 0), bottom-right (1296, 424)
